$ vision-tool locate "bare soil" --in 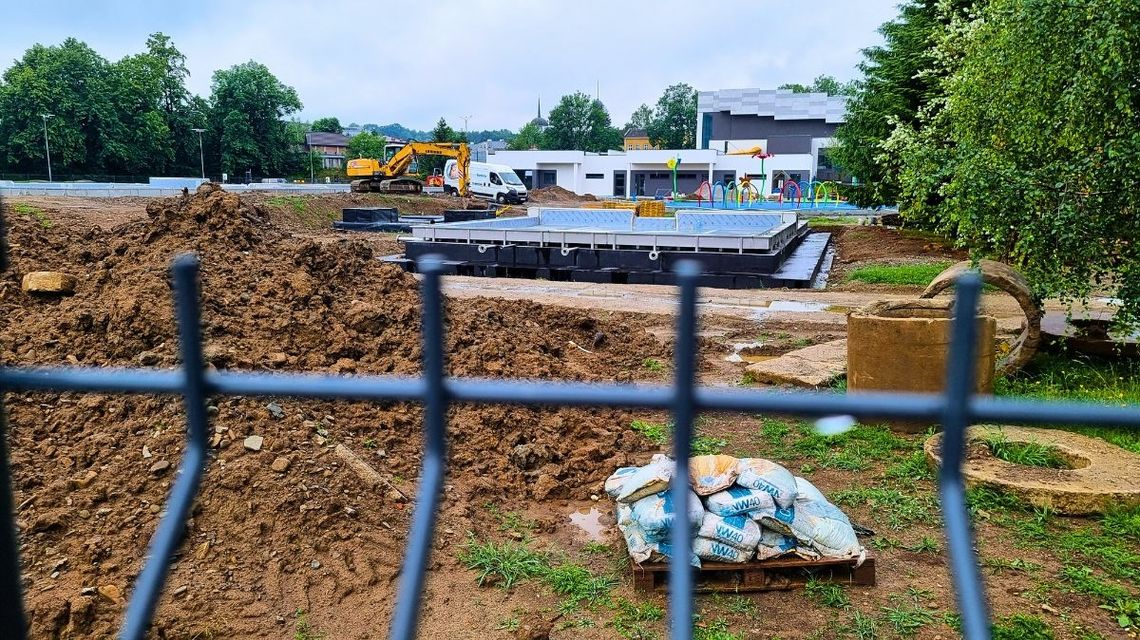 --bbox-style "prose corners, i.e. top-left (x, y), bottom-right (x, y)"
top-left (0, 191), bottom-right (1126, 639)
top-left (822, 224), bottom-right (967, 286)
